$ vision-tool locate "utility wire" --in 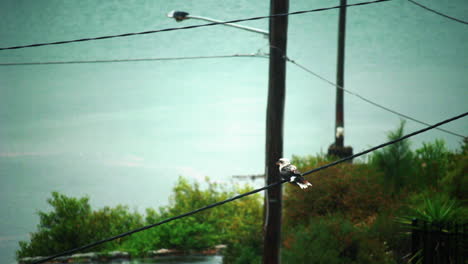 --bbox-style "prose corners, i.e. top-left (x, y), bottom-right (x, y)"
top-left (300, 112), bottom-right (466, 175)
top-left (0, 0), bottom-right (391, 51)
top-left (0, 53), bottom-right (268, 66)
top-left (1, 49), bottom-right (464, 140)
top-left (407, 0), bottom-right (468, 25)
top-left (33, 111), bottom-right (467, 264)
top-left (287, 58), bottom-right (467, 139)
